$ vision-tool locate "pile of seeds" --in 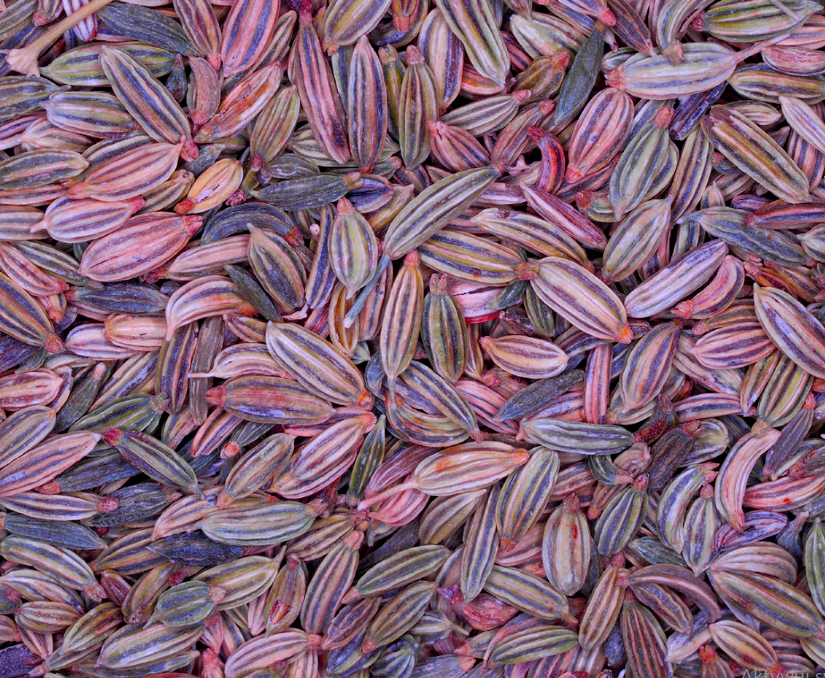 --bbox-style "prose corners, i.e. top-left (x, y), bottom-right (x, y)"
top-left (5, 0), bottom-right (825, 675)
